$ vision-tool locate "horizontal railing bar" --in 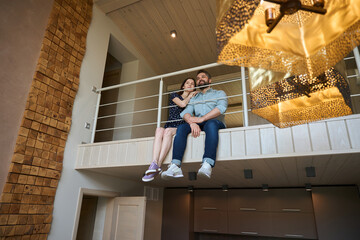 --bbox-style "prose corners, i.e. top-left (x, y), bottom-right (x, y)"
top-left (96, 122), bottom-right (158, 132)
top-left (95, 110), bottom-right (250, 132)
top-left (99, 77), bottom-right (245, 108)
top-left (97, 107), bottom-right (159, 119)
top-left (97, 62), bottom-right (222, 92)
top-left (347, 74), bottom-right (358, 78)
top-left (99, 93), bottom-right (159, 107)
top-left (351, 93), bottom-right (360, 97)
top-left (97, 93), bottom-right (245, 119)
top-left (344, 56), bottom-right (355, 60)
